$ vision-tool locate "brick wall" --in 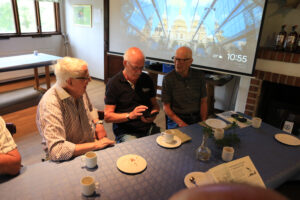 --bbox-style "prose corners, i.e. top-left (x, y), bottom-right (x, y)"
top-left (244, 70), bottom-right (300, 117)
top-left (244, 48), bottom-right (300, 117)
